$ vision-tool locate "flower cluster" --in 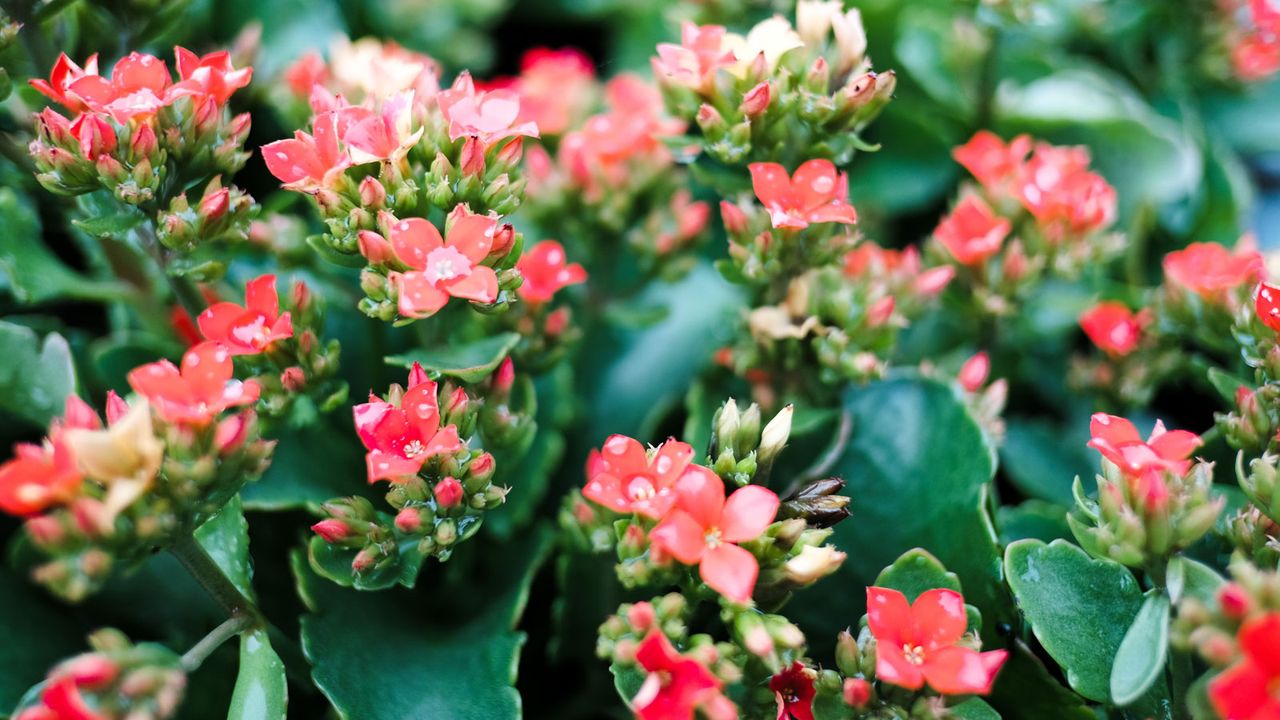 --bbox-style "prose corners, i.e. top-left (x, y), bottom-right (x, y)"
top-left (1216, 0), bottom-right (1280, 81)
top-left (653, 3), bottom-right (892, 167)
top-left (12, 629), bottom-right (185, 720)
top-left (1069, 413), bottom-right (1221, 568)
top-left (28, 47), bottom-right (255, 254)
top-left (308, 359), bottom-right (533, 586)
top-left (930, 131), bottom-right (1121, 317)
